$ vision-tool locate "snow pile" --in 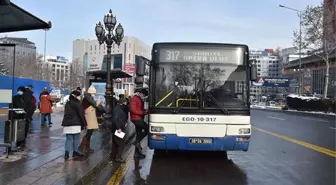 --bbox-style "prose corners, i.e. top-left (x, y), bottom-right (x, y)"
top-left (286, 94), bottom-right (335, 113)
top-left (55, 95), bottom-right (69, 107)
